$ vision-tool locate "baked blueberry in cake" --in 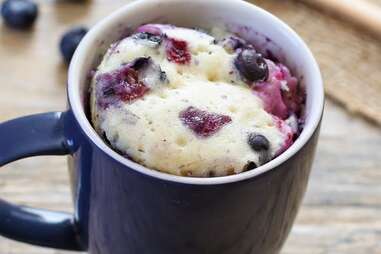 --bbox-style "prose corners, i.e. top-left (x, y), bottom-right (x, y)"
top-left (90, 24), bottom-right (305, 177)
